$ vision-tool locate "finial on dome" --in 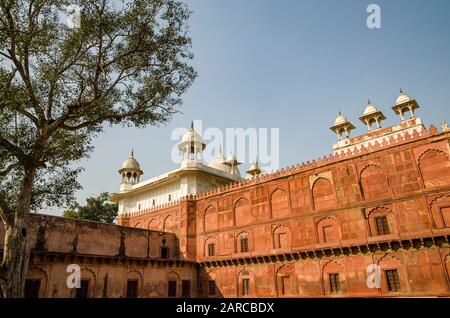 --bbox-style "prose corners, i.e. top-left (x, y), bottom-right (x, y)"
top-left (400, 88), bottom-right (403, 94)
top-left (131, 149), bottom-right (134, 158)
top-left (191, 121), bottom-right (194, 129)
top-left (368, 99), bottom-right (371, 105)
